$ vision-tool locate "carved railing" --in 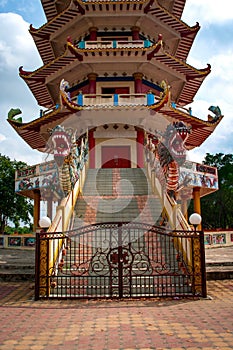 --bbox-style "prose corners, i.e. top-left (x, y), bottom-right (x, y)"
top-left (66, 92), bottom-right (163, 109)
top-left (78, 39), bottom-right (151, 49)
